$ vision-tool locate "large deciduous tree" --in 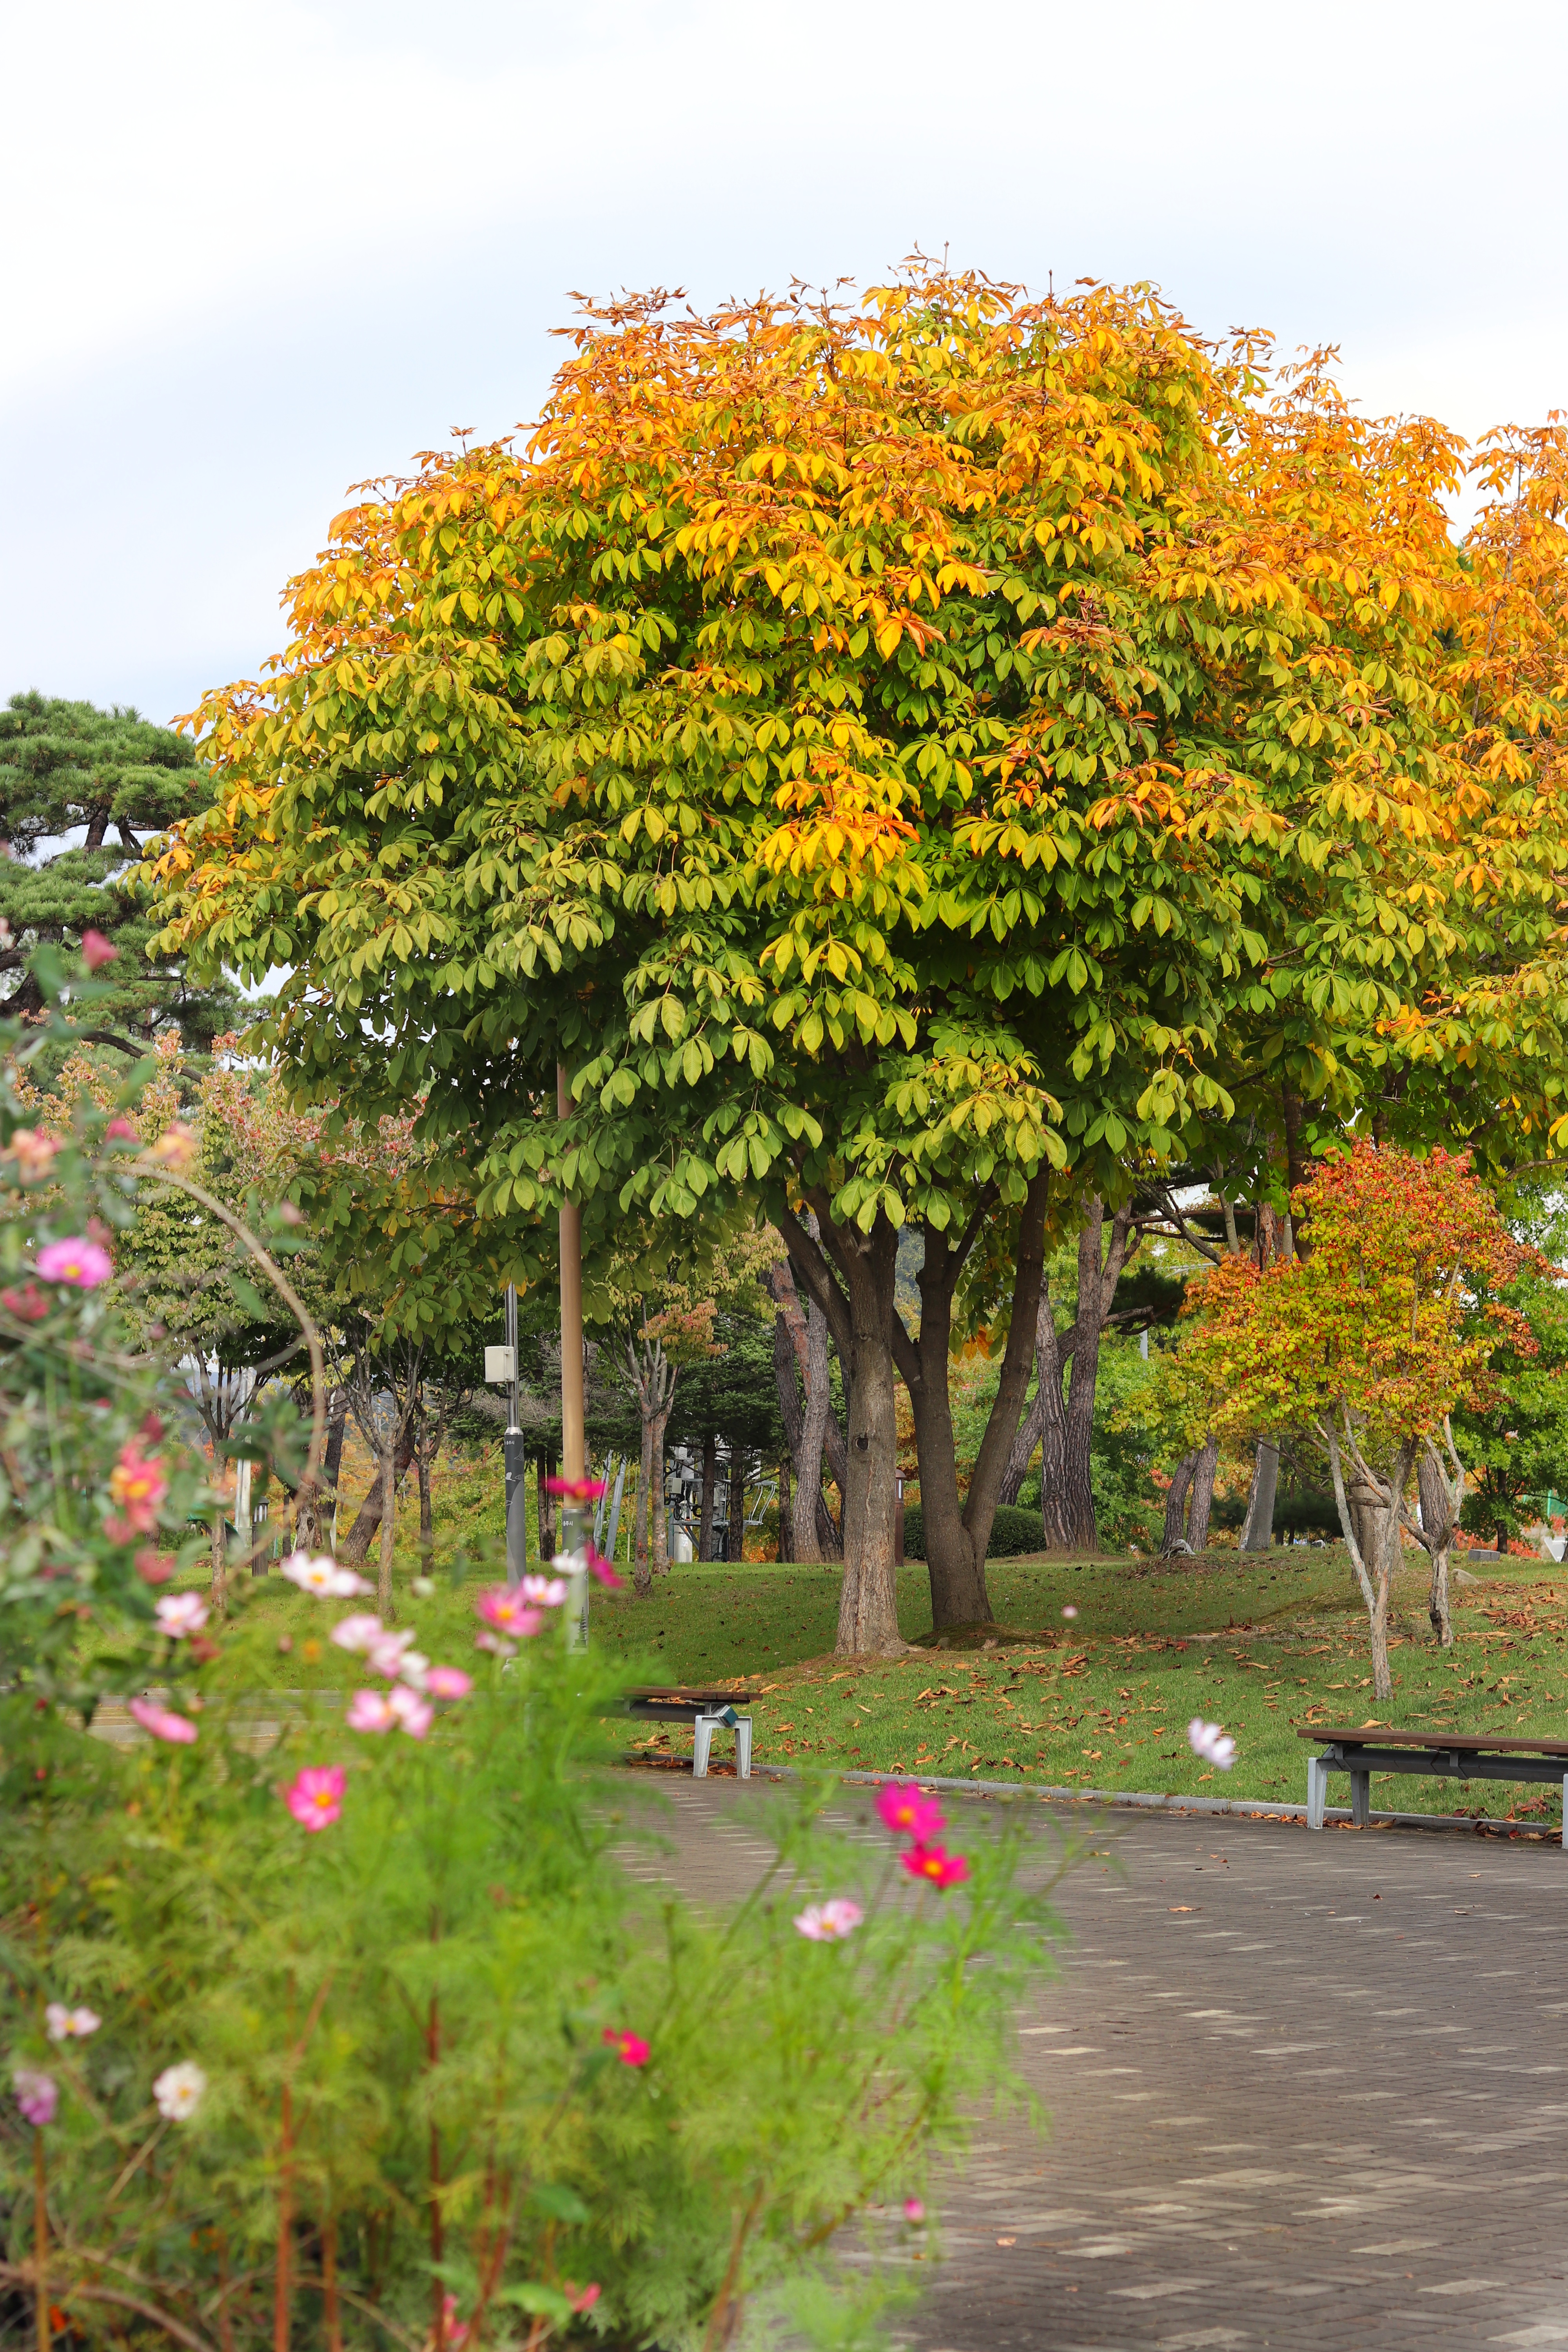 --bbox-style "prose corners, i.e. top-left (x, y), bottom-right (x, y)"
top-left (147, 272), bottom-right (1568, 1653)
